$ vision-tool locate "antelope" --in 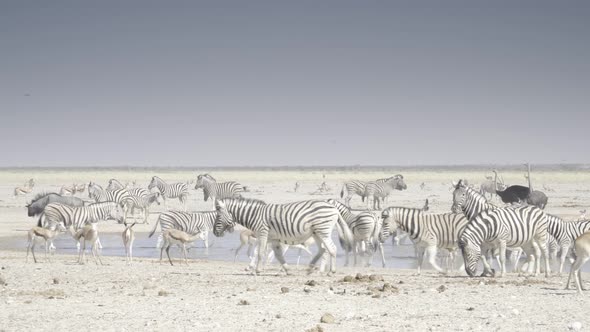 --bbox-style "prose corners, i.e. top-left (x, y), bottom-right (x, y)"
top-left (160, 229), bottom-right (202, 266)
top-left (122, 222), bottom-right (137, 264)
top-left (26, 222), bottom-right (65, 263)
top-left (72, 223), bottom-right (103, 265)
